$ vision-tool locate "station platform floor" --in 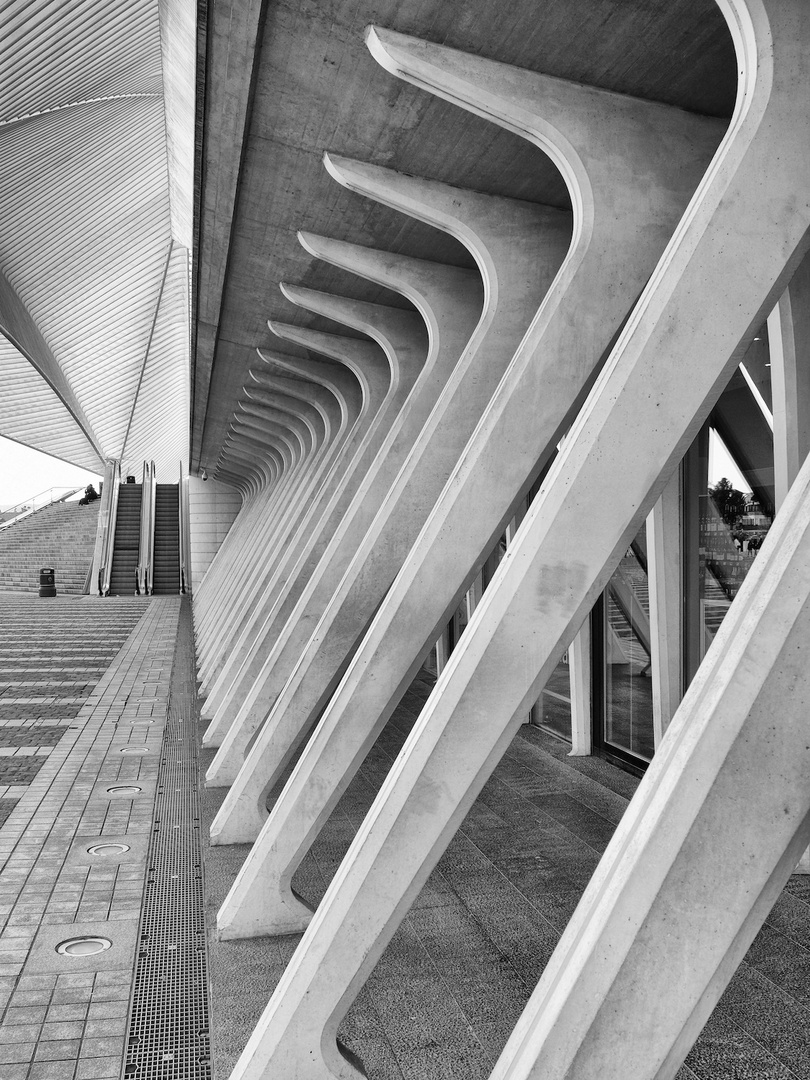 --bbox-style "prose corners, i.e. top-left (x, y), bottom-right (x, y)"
top-left (0, 593), bottom-right (808, 1080)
